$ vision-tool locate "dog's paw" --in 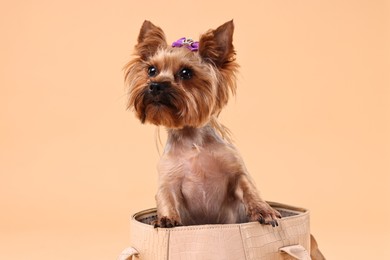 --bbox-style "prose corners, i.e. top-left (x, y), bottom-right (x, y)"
top-left (153, 216), bottom-right (182, 228)
top-left (248, 202), bottom-right (282, 227)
